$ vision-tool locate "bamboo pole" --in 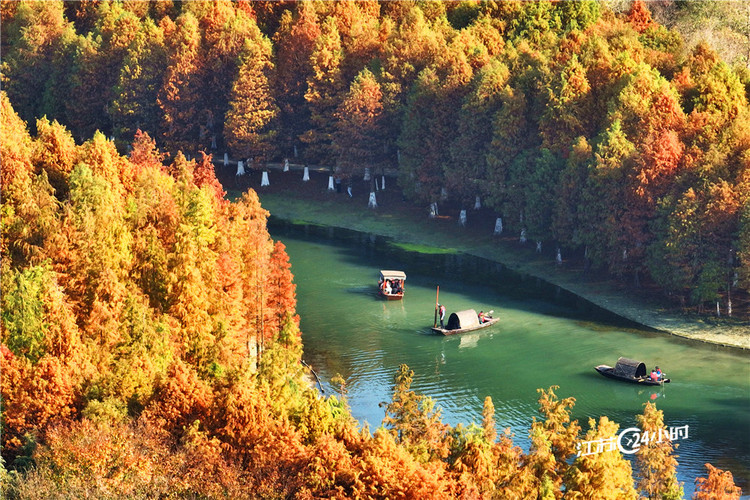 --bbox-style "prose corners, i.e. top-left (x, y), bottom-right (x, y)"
top-left (433, 285), bottom-right (440, 327)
